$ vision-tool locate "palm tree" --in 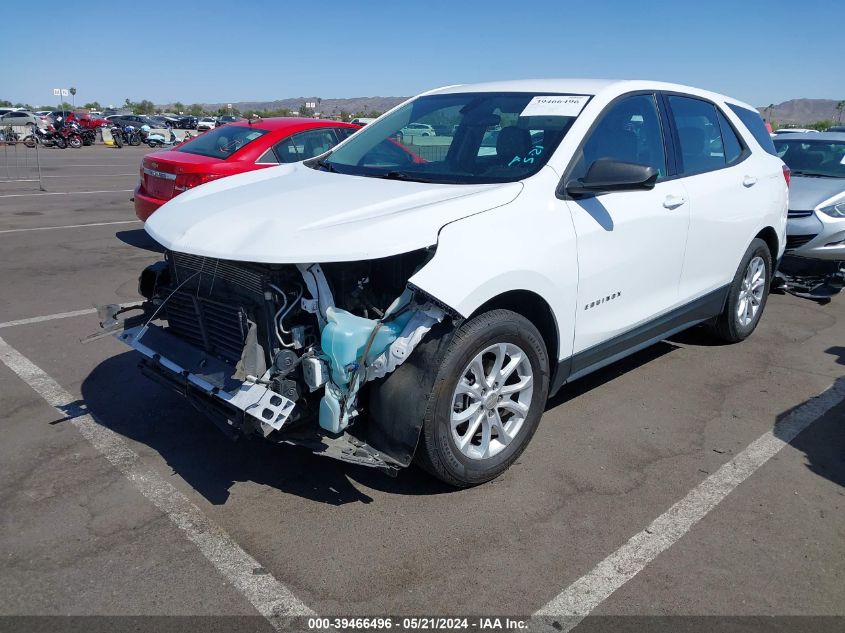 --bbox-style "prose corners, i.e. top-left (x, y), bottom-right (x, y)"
top-left (69, 87), bottom-right (76, 108)
top-left (837, 100), bottom-right (844, 125)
